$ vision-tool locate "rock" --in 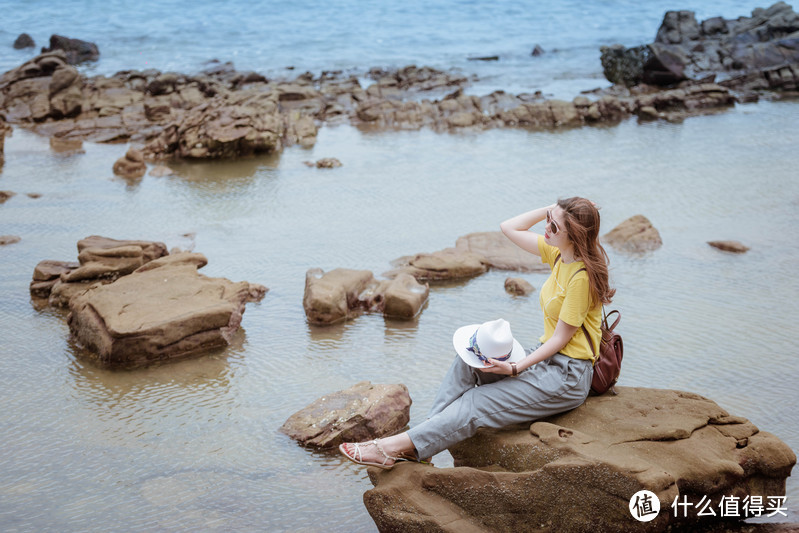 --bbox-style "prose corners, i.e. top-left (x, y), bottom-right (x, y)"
top-left (1, 191), bottom-right (16, 204)
top-left (303, 268), bottom-right (376, 325)
top-left (603, 214), bottom-right (663, 253)
top-left (364, 387), bottom-right (797, 532)
top-left (638, 105), bottom-right (660, 120)
top-left (50, 136), bottom-right (84, 153)
top-left (112, 148), bottom-right (147, 179)
top-left (0, 235), bottom-right (21, 245)
top-left (62, 236), bottom-right (168, 282)
top-left (67, 262), bottom-right (262, 367)
top-left (149, 165), bottom-right (174, 177)
top-left (144, 91), bottom-right (285, 159)
top-left (41, 35), bottom-right (99, 64)
top-left (467, 56), bottom-right (499, 61)
top-left (708, 240), bottom-right (750, 253)
top-left (372, 273), bottom-right (429, 319)
top-left (133, 252), bottom-right (209, 273)
top-left (634, 83), bottom-right (735, 120)
top-left (280, 381), bottom-right (412, 448)
top-left (601, 3), bottom-right (799, 87)
top-left (314, 157), bottom-right (342, 168)
top-left (48, 279), bottom-right (101, 308)
top-left (504, 277), bottom-right (534, 296)
top-left (387, 250), bottom-right (488, 281)
top-left (13, 34), bottom-right (36, 49)
top-left (455, 231), bottom-right (549, 272)
top-left (532, 45), bottom-right (545, 57)
top-left (30, 260), bottom-right (80, 299)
